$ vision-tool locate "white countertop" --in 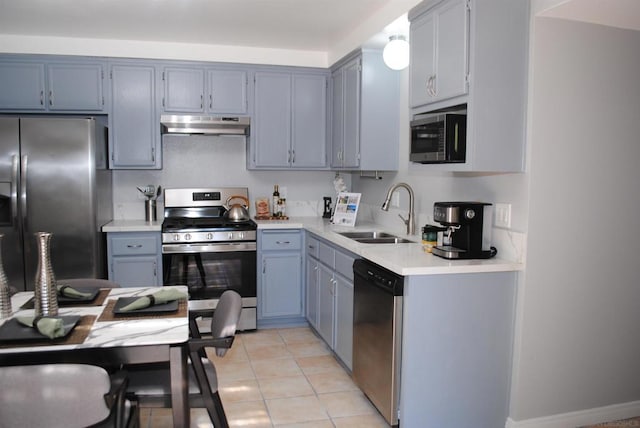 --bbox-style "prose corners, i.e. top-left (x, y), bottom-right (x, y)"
top-left (102, 219), bottom-right (162, 232)
top-left (102, 217), bottom-right (523, 276)
top-left (256, 217), bottom-right (523, 276)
